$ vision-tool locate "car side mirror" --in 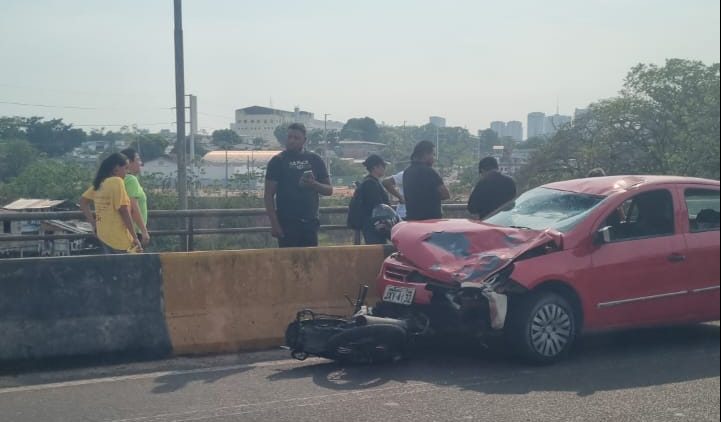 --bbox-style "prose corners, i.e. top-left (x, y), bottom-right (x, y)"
top-left (595, 226), bottom-right (613, 245)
